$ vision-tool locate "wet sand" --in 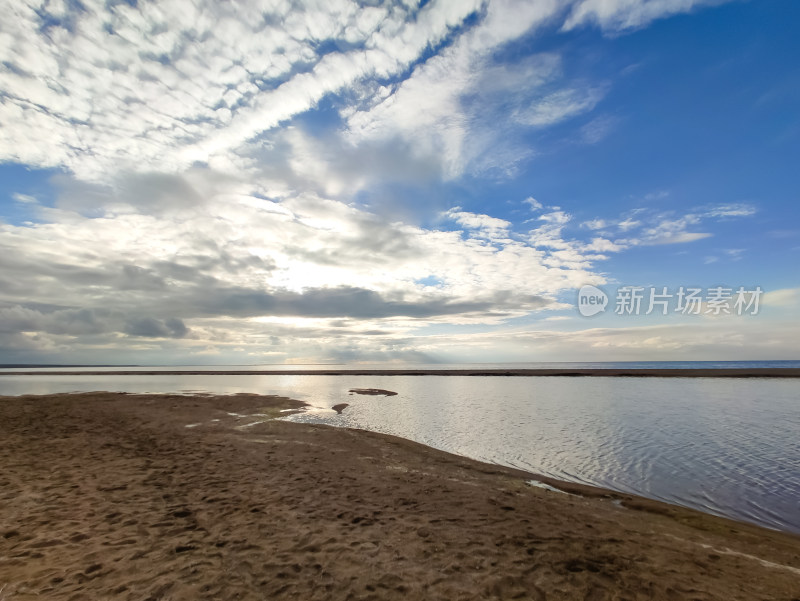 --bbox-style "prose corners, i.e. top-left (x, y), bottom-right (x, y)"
top-left (1, 392), bottom-right (798, 600)
top-left (2, 368), bottom-right (799, 377)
